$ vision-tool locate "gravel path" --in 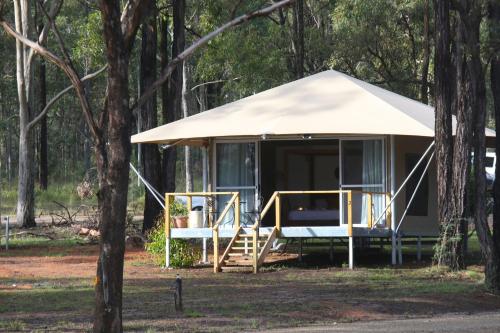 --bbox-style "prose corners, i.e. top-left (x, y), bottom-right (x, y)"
top-left (260, 311), bottom-right (500, 333)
